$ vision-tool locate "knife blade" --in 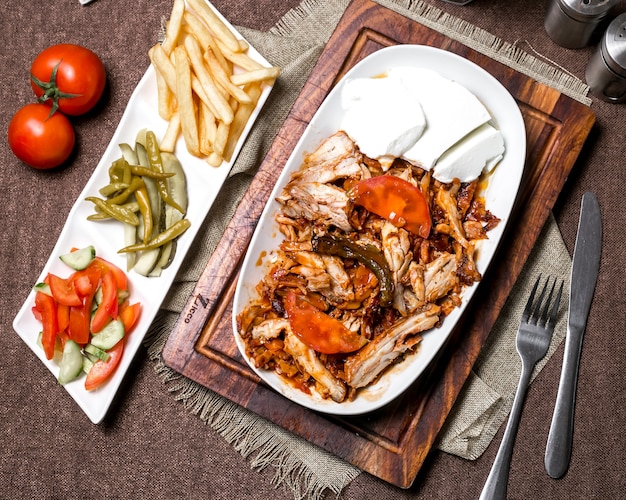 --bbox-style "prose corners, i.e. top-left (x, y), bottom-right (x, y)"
top-left (545, 191), bottom-right (602, 479)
